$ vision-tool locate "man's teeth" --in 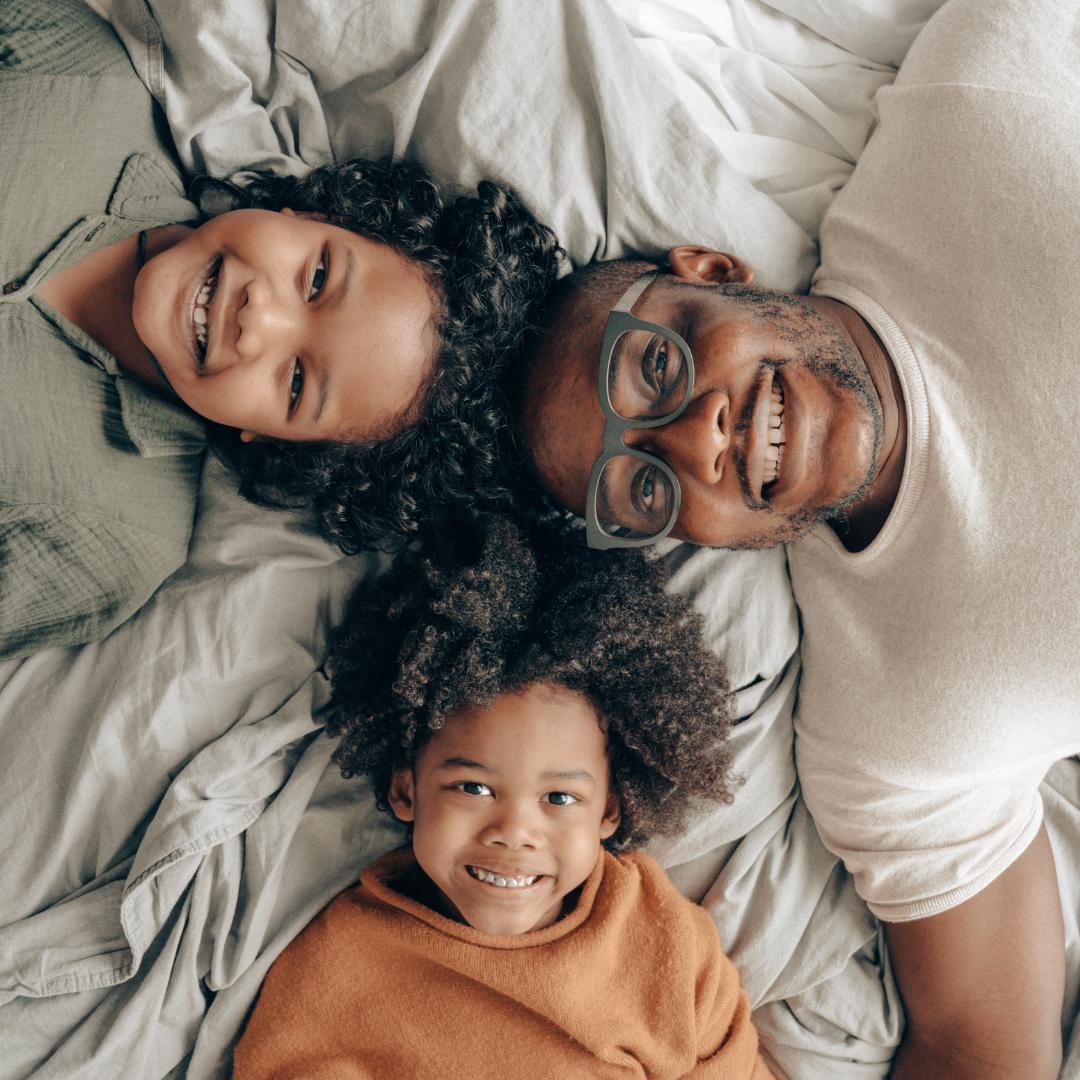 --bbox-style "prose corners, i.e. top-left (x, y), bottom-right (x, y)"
top-left (193, 273), bottom-right (217, 350)
top-left (764, 385), bottom-right (785, 485)
top-left (468, 866), bottom-right (539, 889)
